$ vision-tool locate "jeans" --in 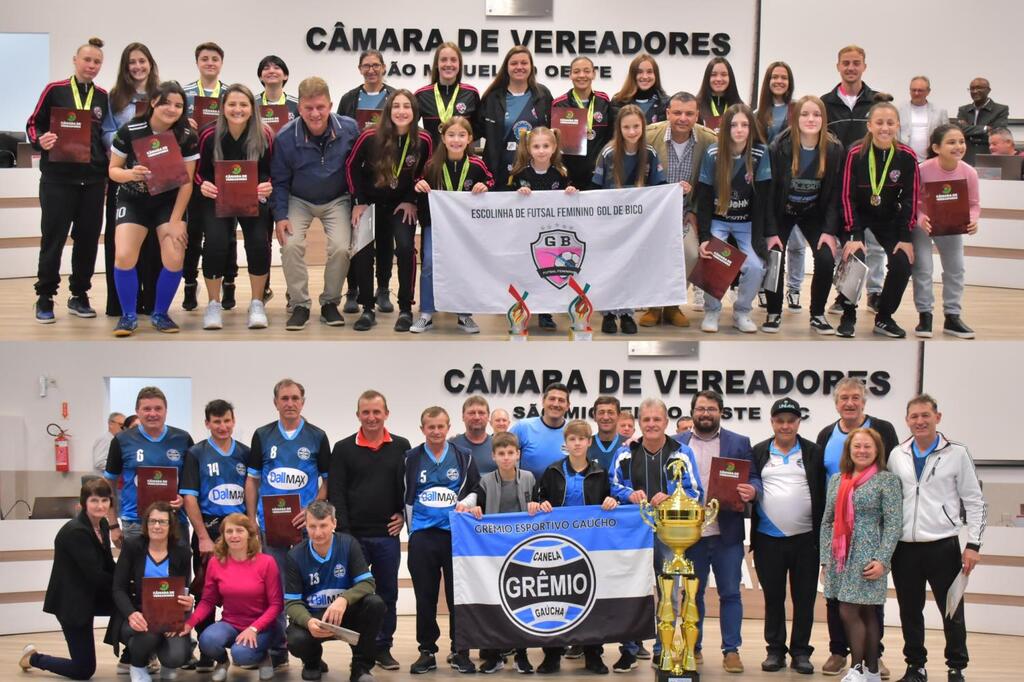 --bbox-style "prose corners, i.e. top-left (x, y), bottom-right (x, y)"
top-left (357, 535), bottom-right (401, 649)
top-left (280, 195), bottom-right (351, 310)
top-left (199, 620), bottom-right (280, 666)
top-left (419, 224), bottom-right (435, 314)
top-left (703, 220), bottom-right (765, 314)
top-left (786, 226), bottom-right (808, 292)
top-left (685, 534), bottom-right (745, 654)
top-left (911, 229), bottom-right (965, 316)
